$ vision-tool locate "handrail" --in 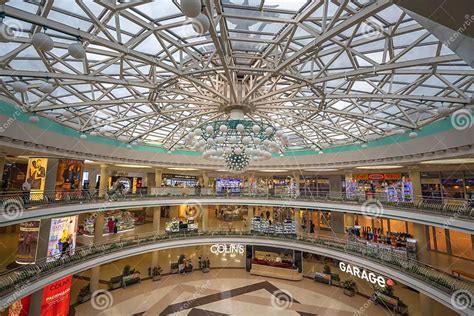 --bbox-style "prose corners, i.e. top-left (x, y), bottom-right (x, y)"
top-left (0, 231), bottom-right (472, 307)
top-left (0, 189), bottom-right (472, 220)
